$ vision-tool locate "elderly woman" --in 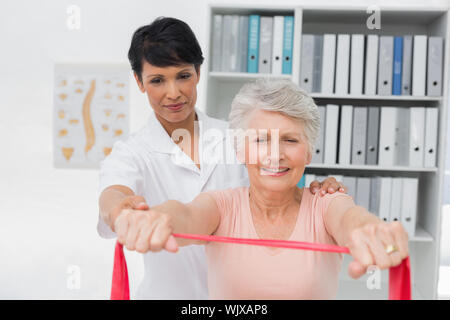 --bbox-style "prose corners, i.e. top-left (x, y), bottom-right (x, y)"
top-left (114, 79), bottom-right (409, 299)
